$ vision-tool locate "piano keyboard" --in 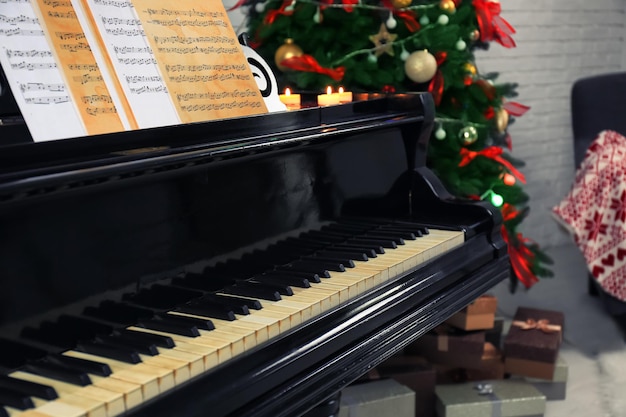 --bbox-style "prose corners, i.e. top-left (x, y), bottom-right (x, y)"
top-left (0, 219), bottom-right (464, 417)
